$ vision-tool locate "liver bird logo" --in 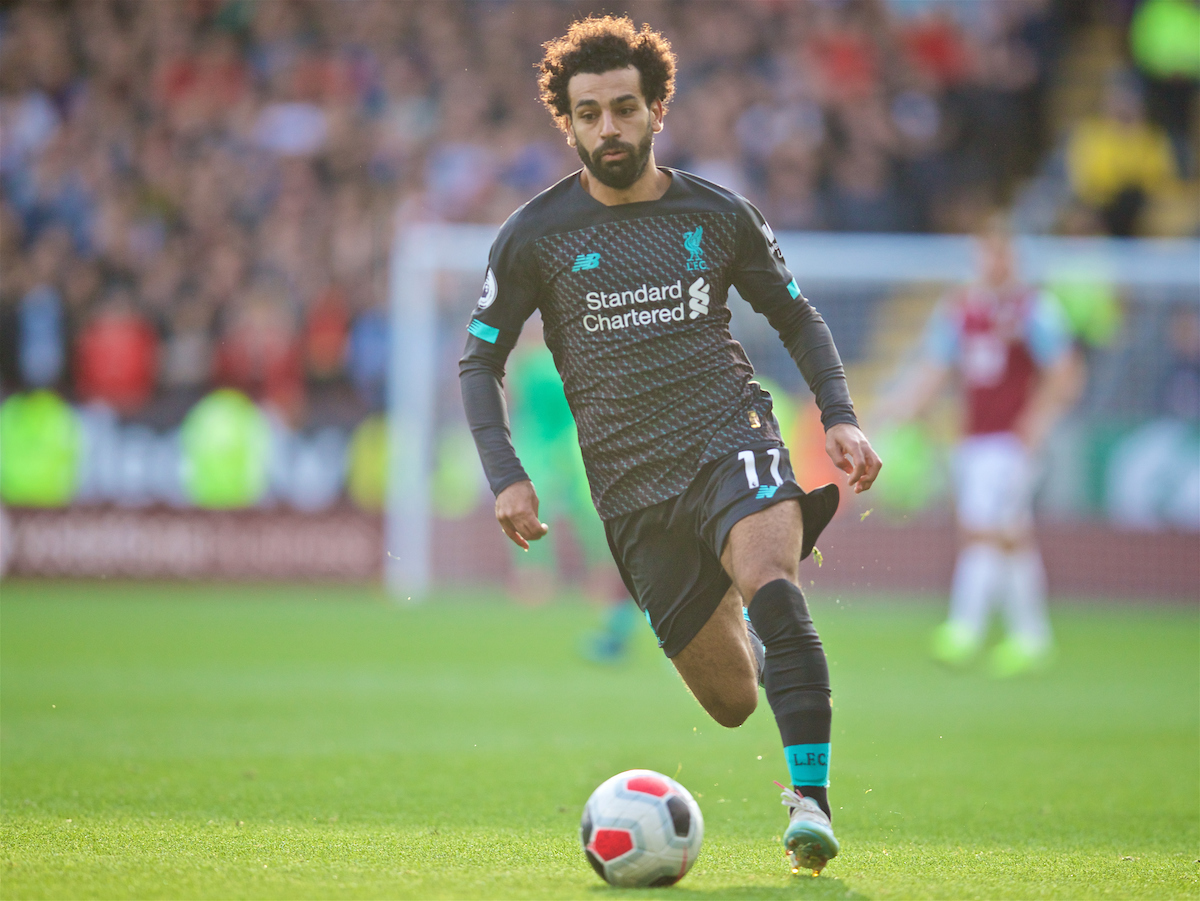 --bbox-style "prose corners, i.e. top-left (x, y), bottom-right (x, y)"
top-left (684, 226), bottom-right (707, 271)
